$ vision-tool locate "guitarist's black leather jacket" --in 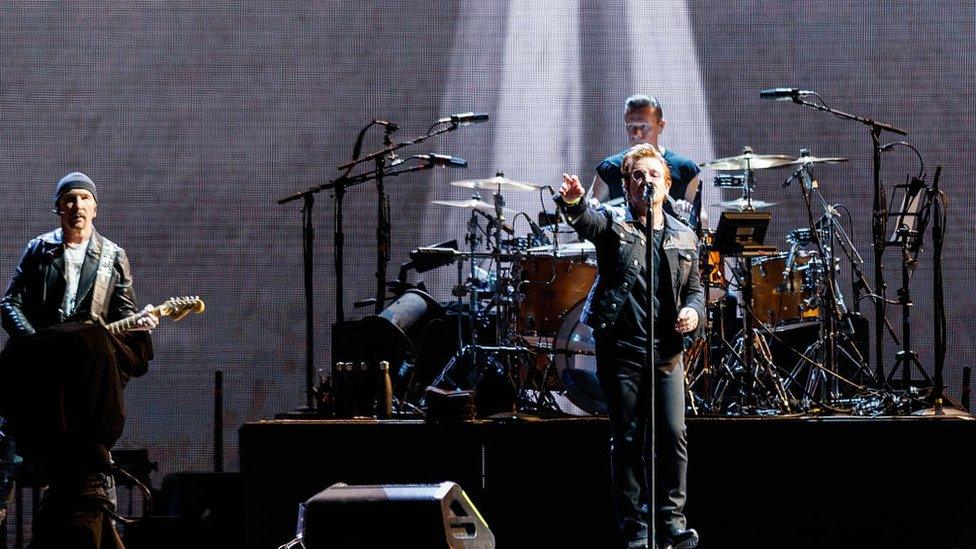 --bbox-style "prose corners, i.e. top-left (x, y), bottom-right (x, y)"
top-left (0, 228), bottom-right (141, 337)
